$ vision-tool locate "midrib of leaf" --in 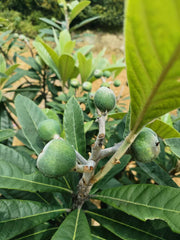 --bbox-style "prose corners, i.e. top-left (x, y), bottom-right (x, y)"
top-left (86, 210), bottom-right (165, 240)
top-left (15, 227), bottom-right (58, 240)
top-left (0, 175), bottom-right (73, 193)
top-left (0, 209), bottom-right (69, 223)
top-left (73, 208), bottom-right (80, 240)
top-left (94, 195), bottom-right (180, 214)
top-left (132, 43), bottom-right (180, 133)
